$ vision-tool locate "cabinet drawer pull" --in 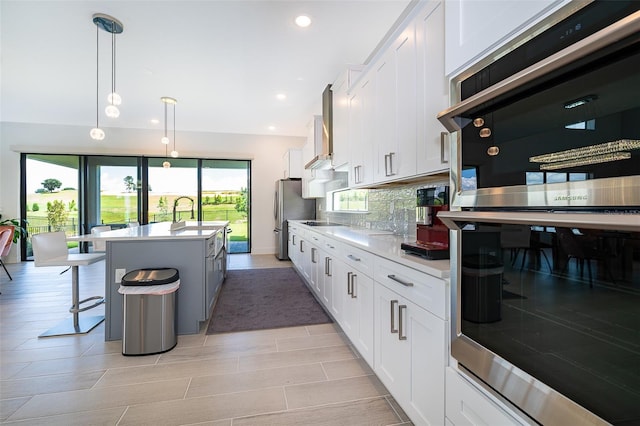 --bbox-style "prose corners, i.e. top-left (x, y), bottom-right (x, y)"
top-left (351, 274), bottom-right (357, 298)
top-left (311, 247), bottom-right (317, 263)
top-left (390, 299), bottom-right (399, 333)
top-left (388, 274), bottom-right (413, 287)
top-left (399, 304), bottom-right (407, 340)
top-left (326, 257), bottom-right (332, 276)
top-left (441, 132), bottom-right (449, 164)
top-left (292, 235), bottom-right (296, 245)
top-left (385, 152), bottom-right (396, 176)
top-left (347, 272), bottom-right (353, 295)
top-left (347, 254), bottom-right (361, 262)
top-left (299, 240), bottom-right (304, 253)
